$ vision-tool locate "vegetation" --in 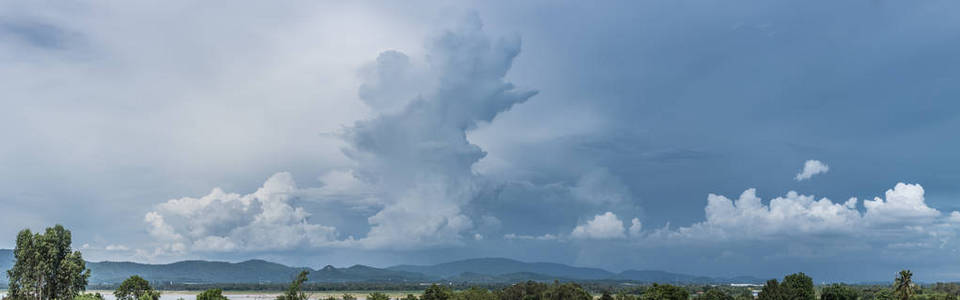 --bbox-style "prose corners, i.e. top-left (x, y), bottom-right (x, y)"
top-left (6, 225), bottom-right (91, 300)
top-left (276, 271), bottom-right (310, 300)
top-left (640, 283), bottom-right (688, 300)
top-left (895, 270), bottom-right (915, 300)
top-left (758, 273), bottom-right (814, 300)
top-left (197, 289), bottom-right (229, 300)
top-left (114, 275), bottom-right (160, 300)
top-left (369, 292), bottom-right (390, 300)
top-left (73, 293), bottom-right (104, 300)
top-left (700, 289), bottom-right (733, 300)
top-left (820, 284), bottom-right (858, 300)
